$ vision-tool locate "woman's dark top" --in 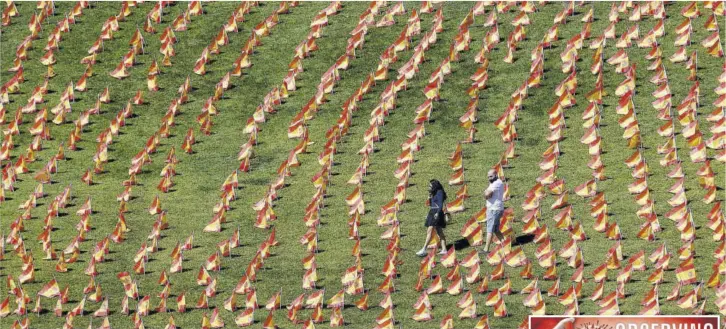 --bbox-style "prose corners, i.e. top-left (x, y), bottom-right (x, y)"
top-left (425, 190), bottom-right (446, 228)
